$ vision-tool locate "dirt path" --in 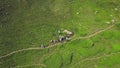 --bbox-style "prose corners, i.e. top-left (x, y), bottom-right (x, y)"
top-left (14, 63), bottom-right (46, 68)
top-left (0, 48), bottom-right (43, 59)
top-left (71, 51), bottom-right (120, 68)
top-left (72, 24), bottom-right (114, 40)
top-left (0, 24), bottom-right (114, 59)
